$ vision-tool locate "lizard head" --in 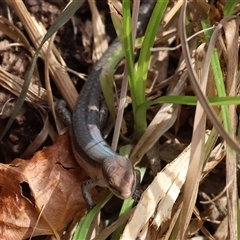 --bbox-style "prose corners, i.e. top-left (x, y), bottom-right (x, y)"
top-left (102, 156), bottom-right (137, 199)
